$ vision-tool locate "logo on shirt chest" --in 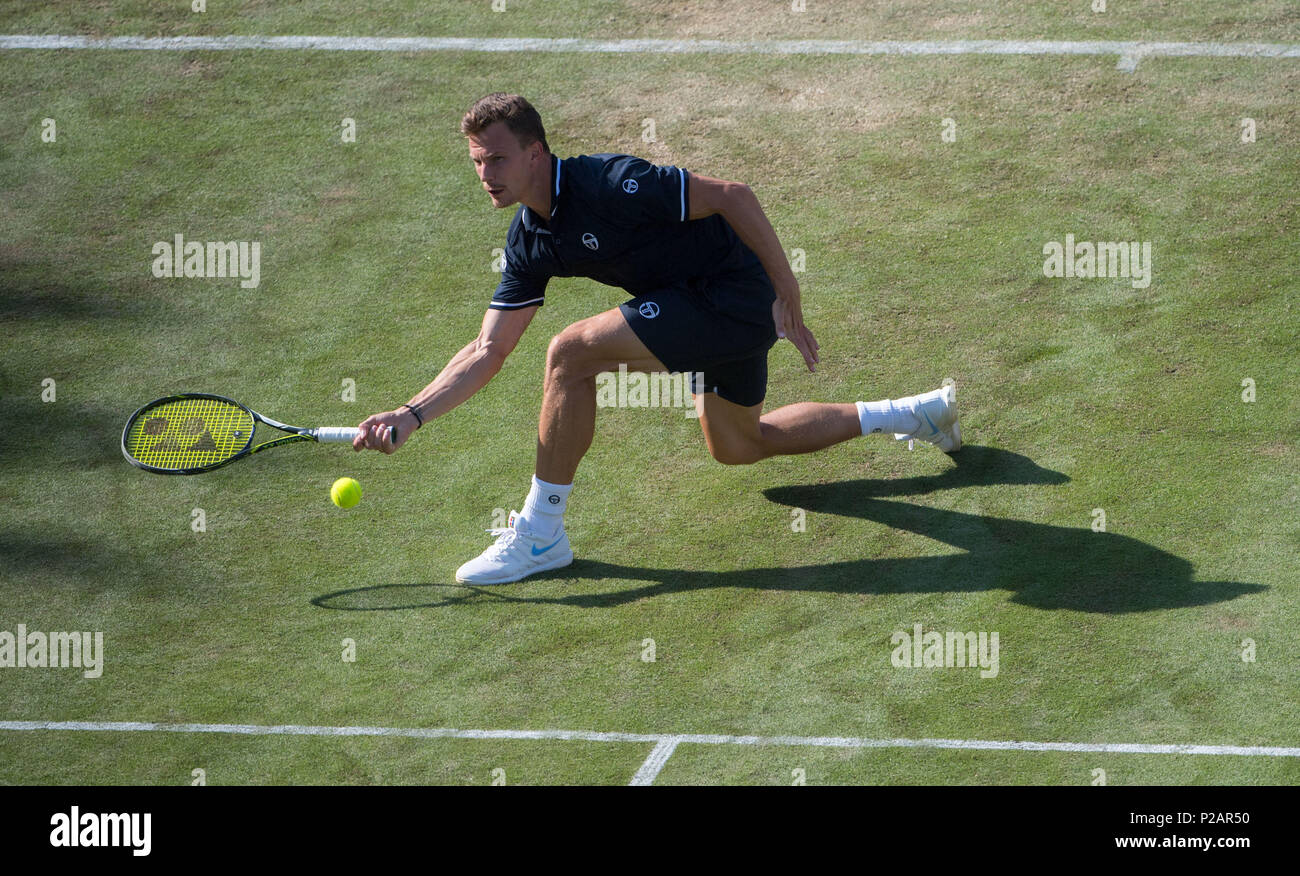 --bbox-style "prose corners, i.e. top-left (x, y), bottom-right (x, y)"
top-left (582, 232), bottom-right (599, 251)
